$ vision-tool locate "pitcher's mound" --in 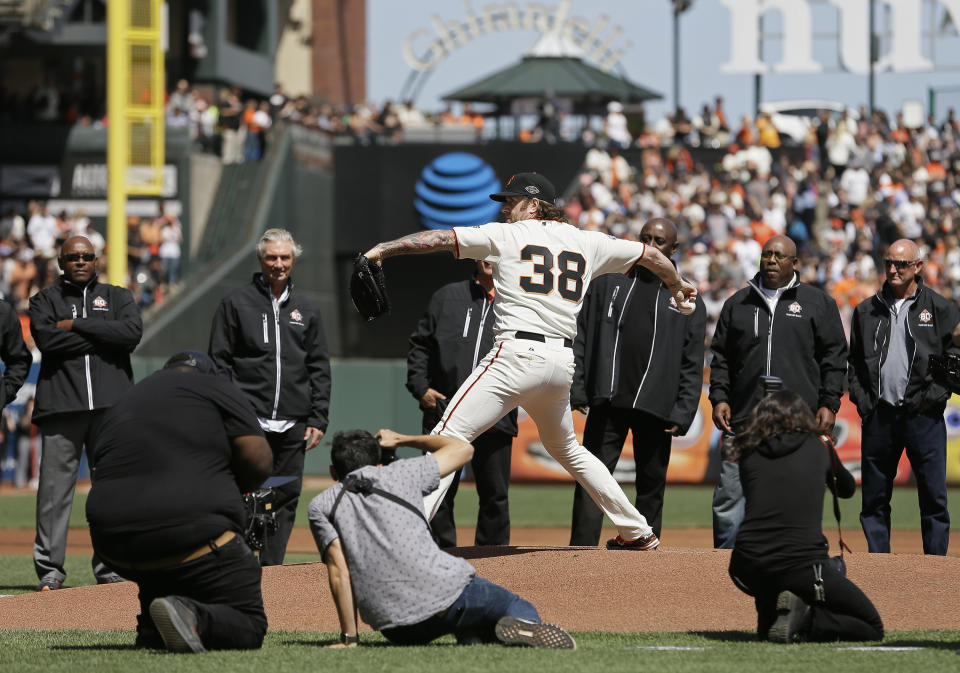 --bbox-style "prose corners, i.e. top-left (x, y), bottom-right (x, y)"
top-left (1, 547), bottom-right (957, 633)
